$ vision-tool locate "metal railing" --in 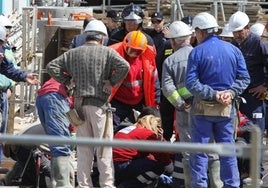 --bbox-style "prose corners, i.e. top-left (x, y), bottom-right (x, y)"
top-left (0, 125), bottom-right (265, 188)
